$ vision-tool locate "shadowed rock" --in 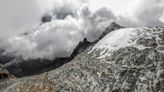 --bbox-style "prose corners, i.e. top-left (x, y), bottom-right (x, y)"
top-left (40, 14), bottom-right (52, 24)
top-left (0, 64), bottom-right (15, 80)
top-left (0, 49), bottom-right (15, 65)
top-left (4, 38), bottom-right (91, 77)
